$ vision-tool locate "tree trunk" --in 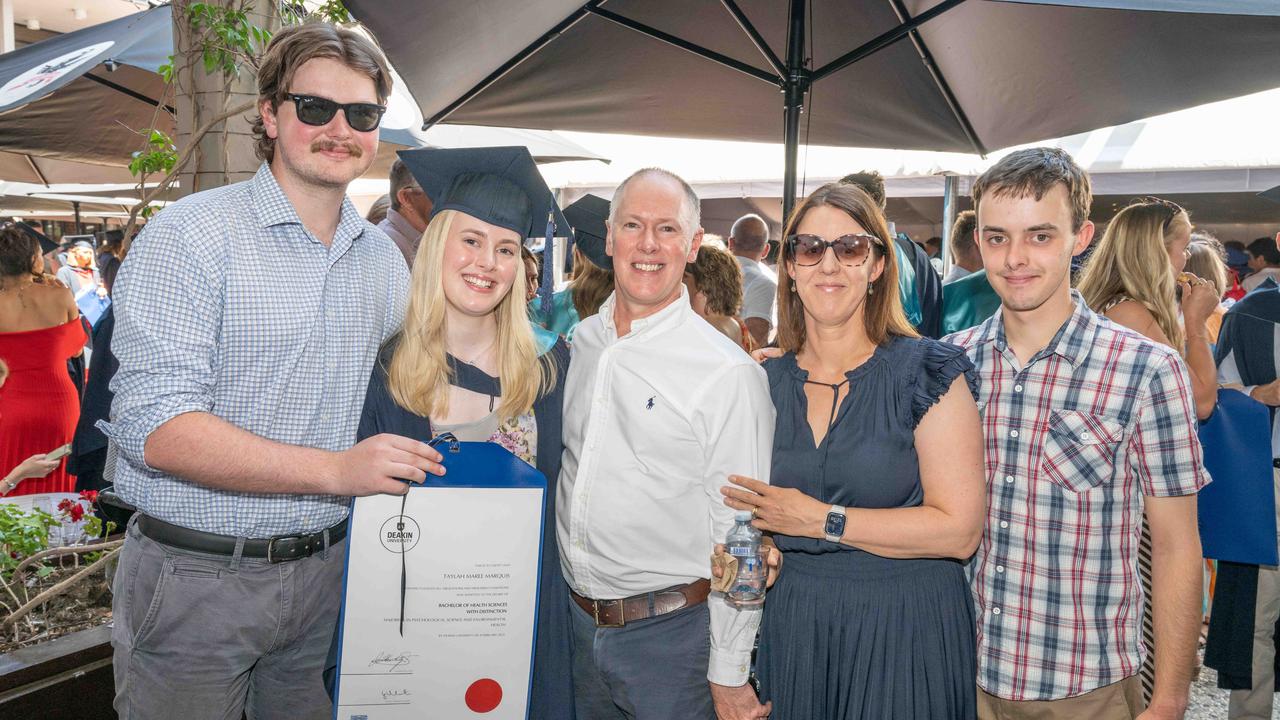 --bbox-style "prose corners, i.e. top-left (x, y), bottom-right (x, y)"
top-left (171, 0), bottom-right (280, 197)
